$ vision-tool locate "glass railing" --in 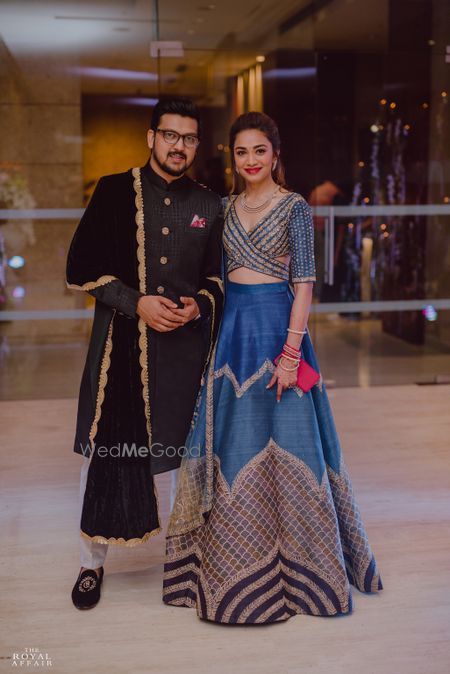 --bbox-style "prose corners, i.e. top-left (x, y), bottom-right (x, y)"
top-left (1, 205), bottom-right (449, 395)
top-left (1, 204), bottom-right (449, 319)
